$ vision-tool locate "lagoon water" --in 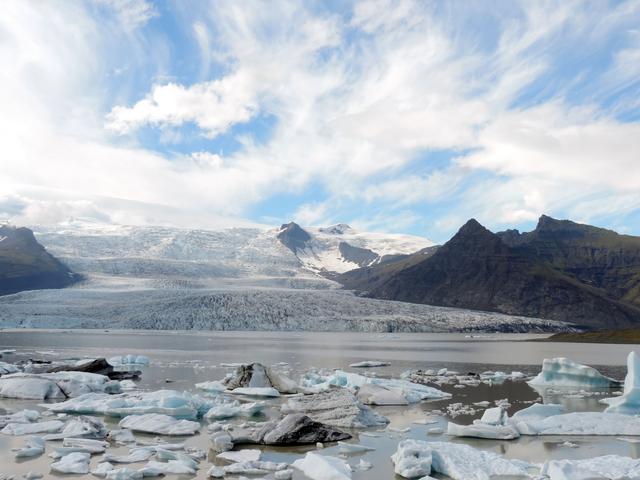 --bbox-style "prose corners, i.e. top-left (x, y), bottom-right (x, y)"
top-left (0, 330), bottom-right (636, 479)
